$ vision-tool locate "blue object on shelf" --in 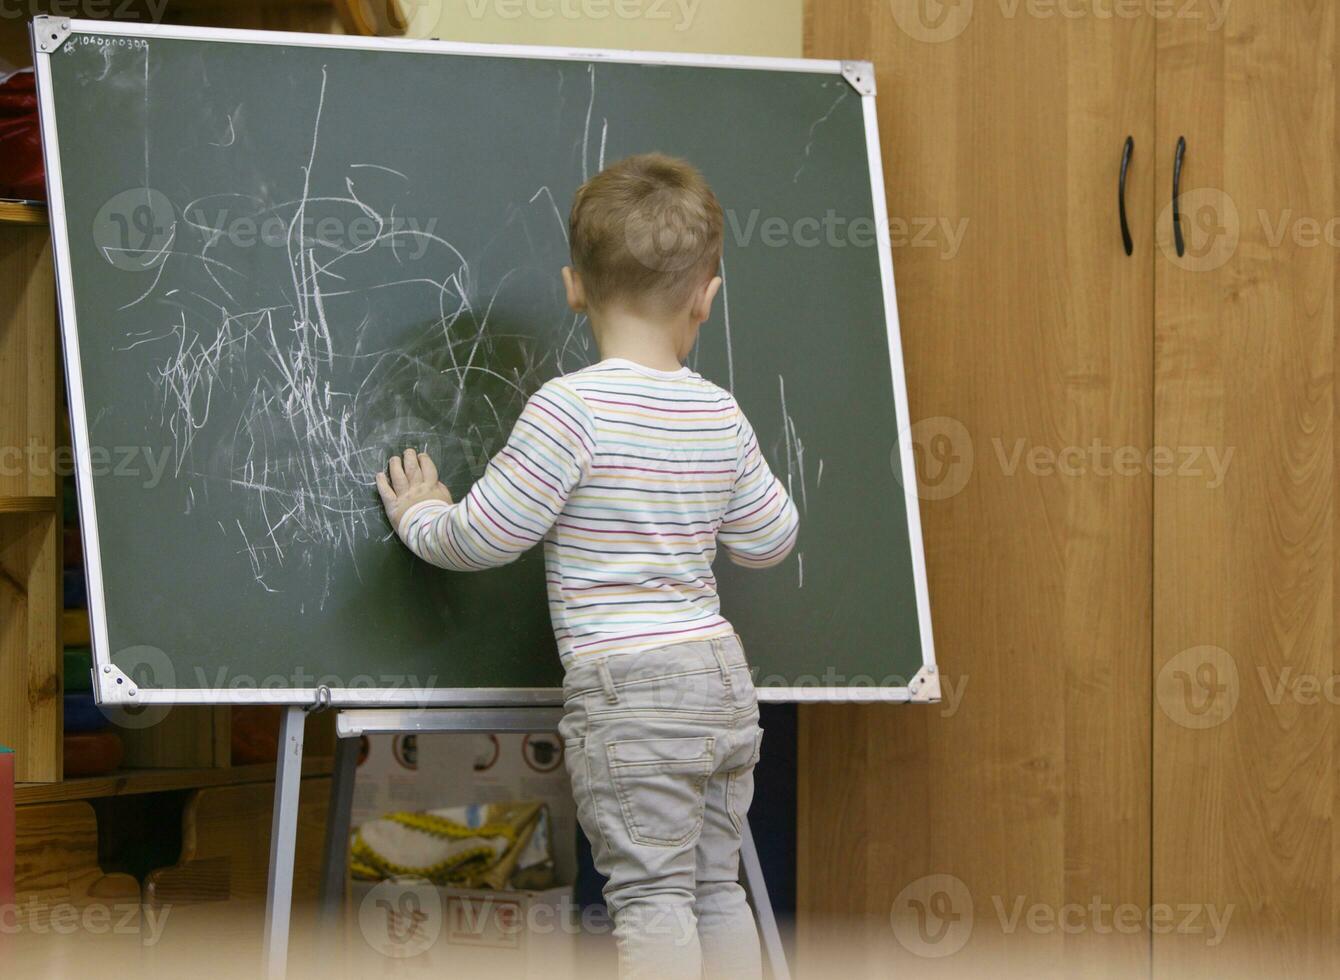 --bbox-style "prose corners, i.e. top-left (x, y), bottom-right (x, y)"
top-left (63, 566), bottom-right (87, 609)
top-left (63, 692), bottom-right (108, 733)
